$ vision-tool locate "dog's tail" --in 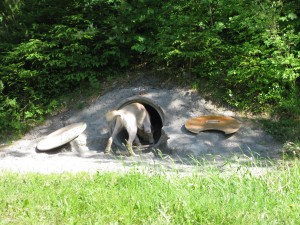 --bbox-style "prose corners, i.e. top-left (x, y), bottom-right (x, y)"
top-left (105, 110), bottom-right (121, 122)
